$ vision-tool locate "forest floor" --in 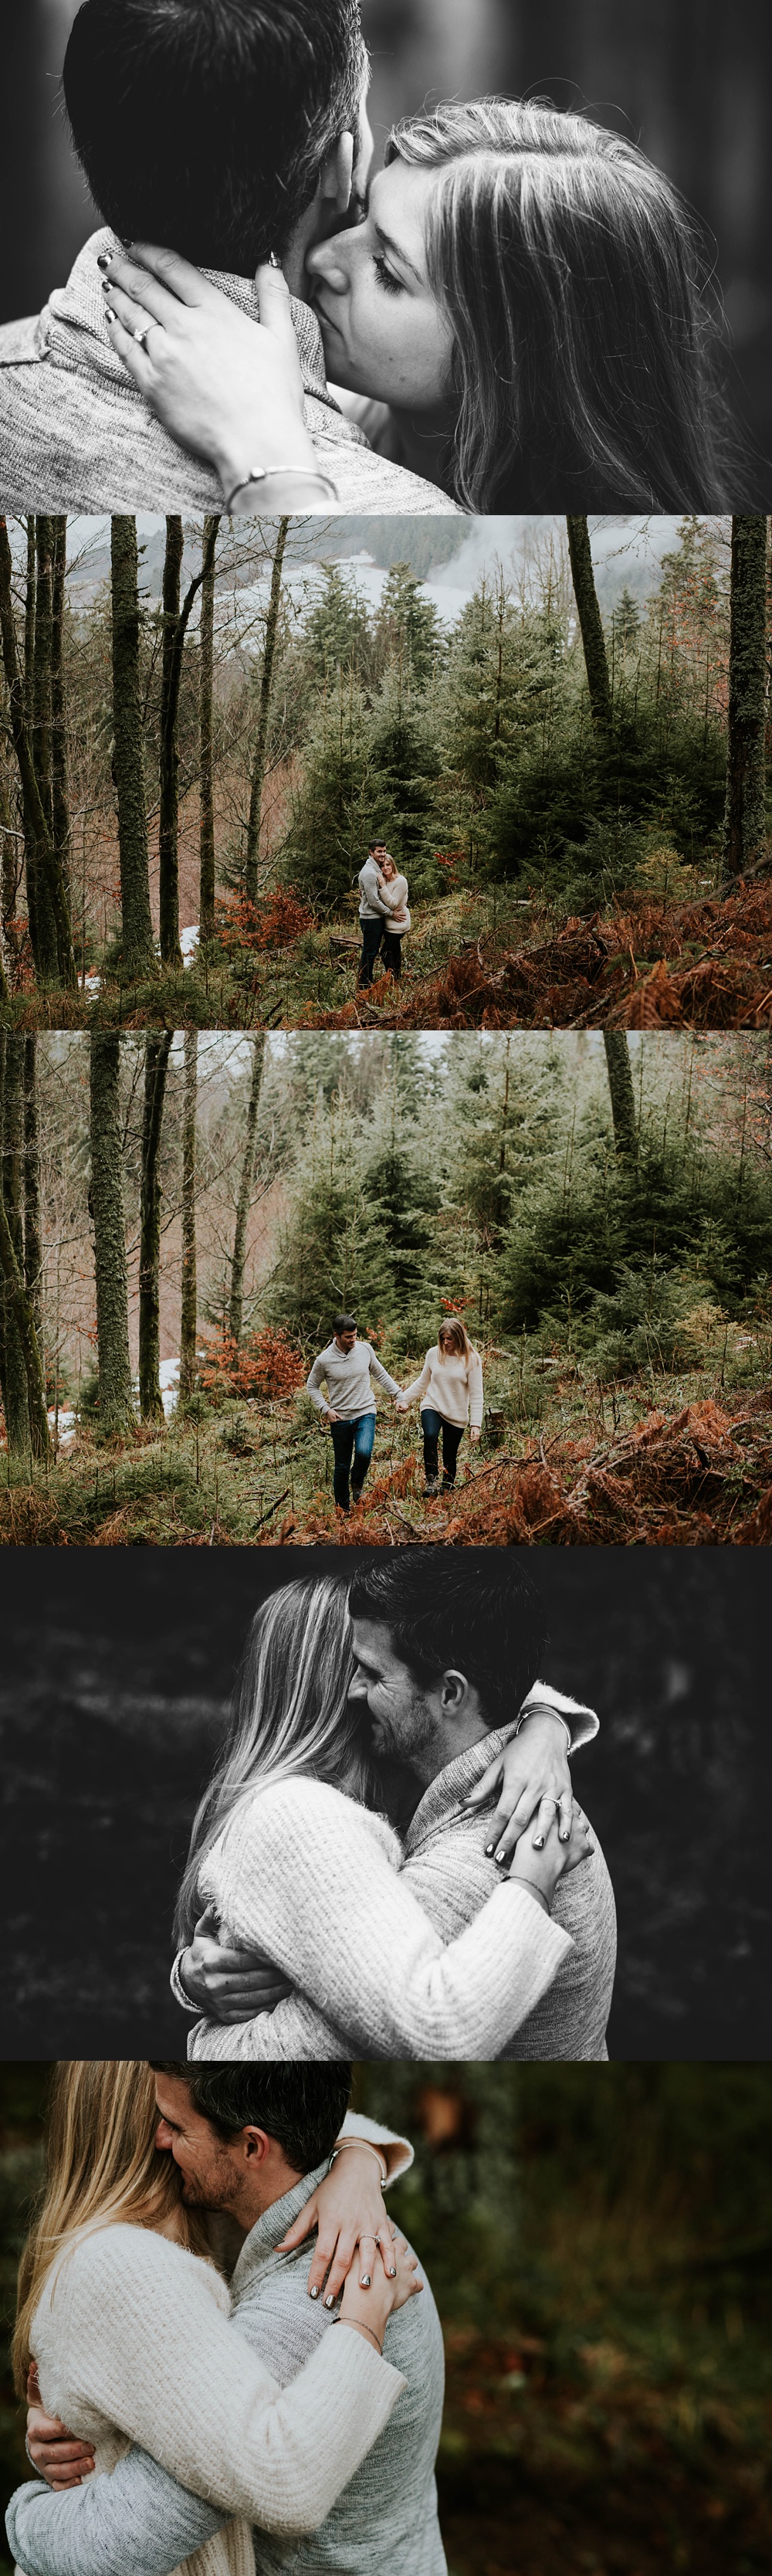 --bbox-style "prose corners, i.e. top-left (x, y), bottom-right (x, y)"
top-left (2, 1360), bottom-right (770, 1546)
top-left (5, 873), bottom-right (772, 1033)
